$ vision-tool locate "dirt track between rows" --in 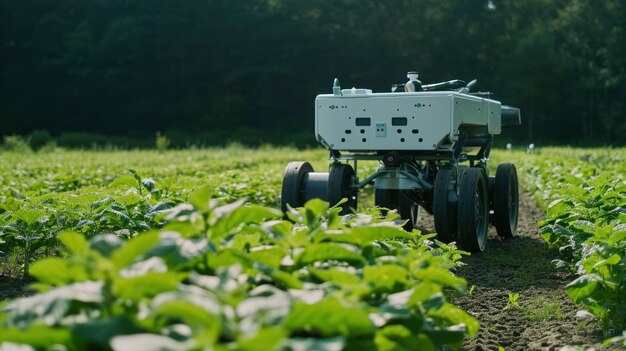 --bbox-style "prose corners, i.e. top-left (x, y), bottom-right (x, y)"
top-left (418, 192), bottom-right (613, 351)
